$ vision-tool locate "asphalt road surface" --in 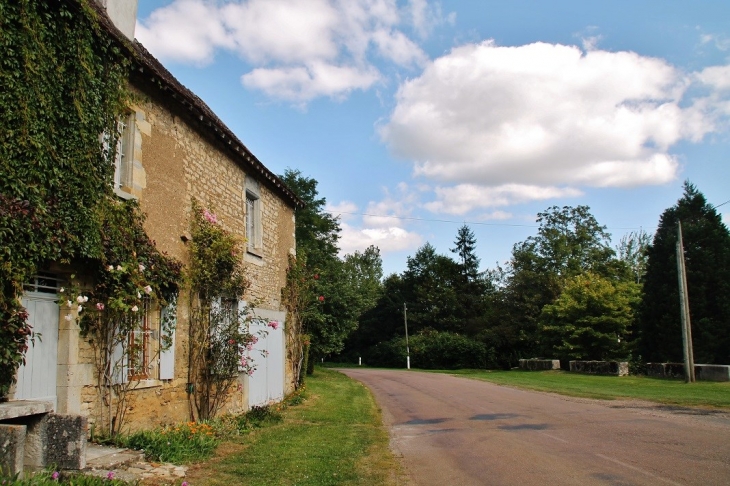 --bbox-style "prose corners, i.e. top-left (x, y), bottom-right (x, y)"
top-left (338, 368), bottom-right (730, 486)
